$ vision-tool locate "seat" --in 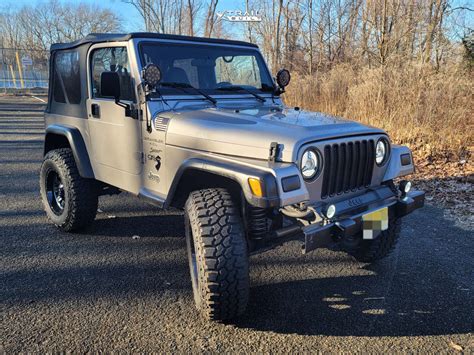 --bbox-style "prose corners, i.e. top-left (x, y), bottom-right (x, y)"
top-left (163, 67), bottom-right (190, 85)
